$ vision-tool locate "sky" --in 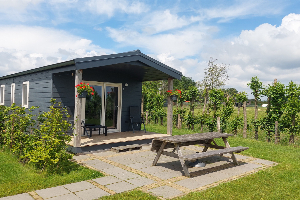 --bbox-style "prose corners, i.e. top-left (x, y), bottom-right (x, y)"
top-left (0, 0), bottom-right (300, 98)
